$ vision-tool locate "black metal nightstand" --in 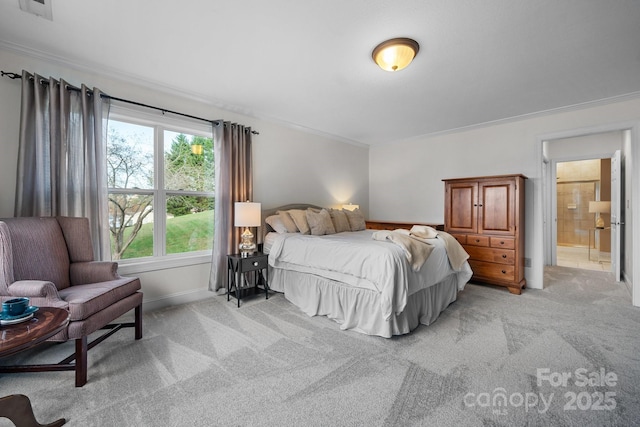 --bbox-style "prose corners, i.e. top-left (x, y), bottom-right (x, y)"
top-left (227, 252), bottom-right (269, 307)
